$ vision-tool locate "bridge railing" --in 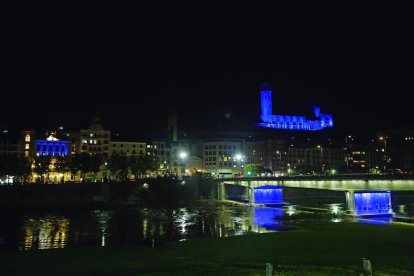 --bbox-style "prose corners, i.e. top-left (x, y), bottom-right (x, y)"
top-left (216, 174), bottom-right (414, 182)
